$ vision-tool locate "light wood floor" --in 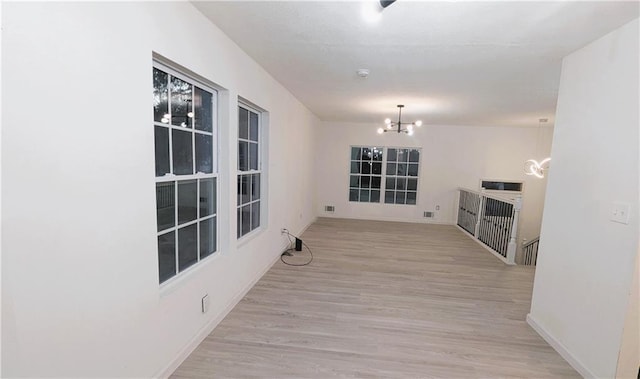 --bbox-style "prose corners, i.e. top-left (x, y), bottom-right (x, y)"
top-left (172, 218), bottom-right (578, 378)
